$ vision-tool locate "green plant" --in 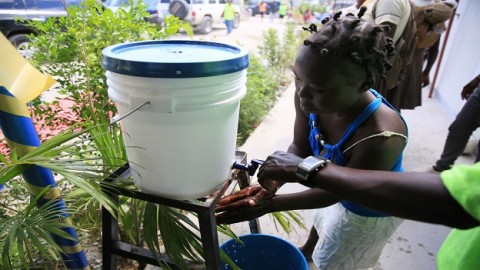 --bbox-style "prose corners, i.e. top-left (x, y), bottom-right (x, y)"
top-left (27, 0), bottom-right (190, 127)
top-left (258, 28), bottom-right (286, 85)
top-left (2, 1), bottom-right (311, 267)
top-left (0, 121), bottom-right (240, 269)
top-left (257, 26), bottom-right (303, 88)
top-left (0, 125), bottom-right (125, 269)
top-left (237, 55), bottom-right (278, 145)
top-left (282, 24), bottom-right (299, 69)
top-left (0, 187), bottom-right (73, 269)
top-left (3, 0), bottom-right (208, 267)
top-left (298, 2), bottom-right (327, 14)
top-left (237, 25), bottom-right (306, 144)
